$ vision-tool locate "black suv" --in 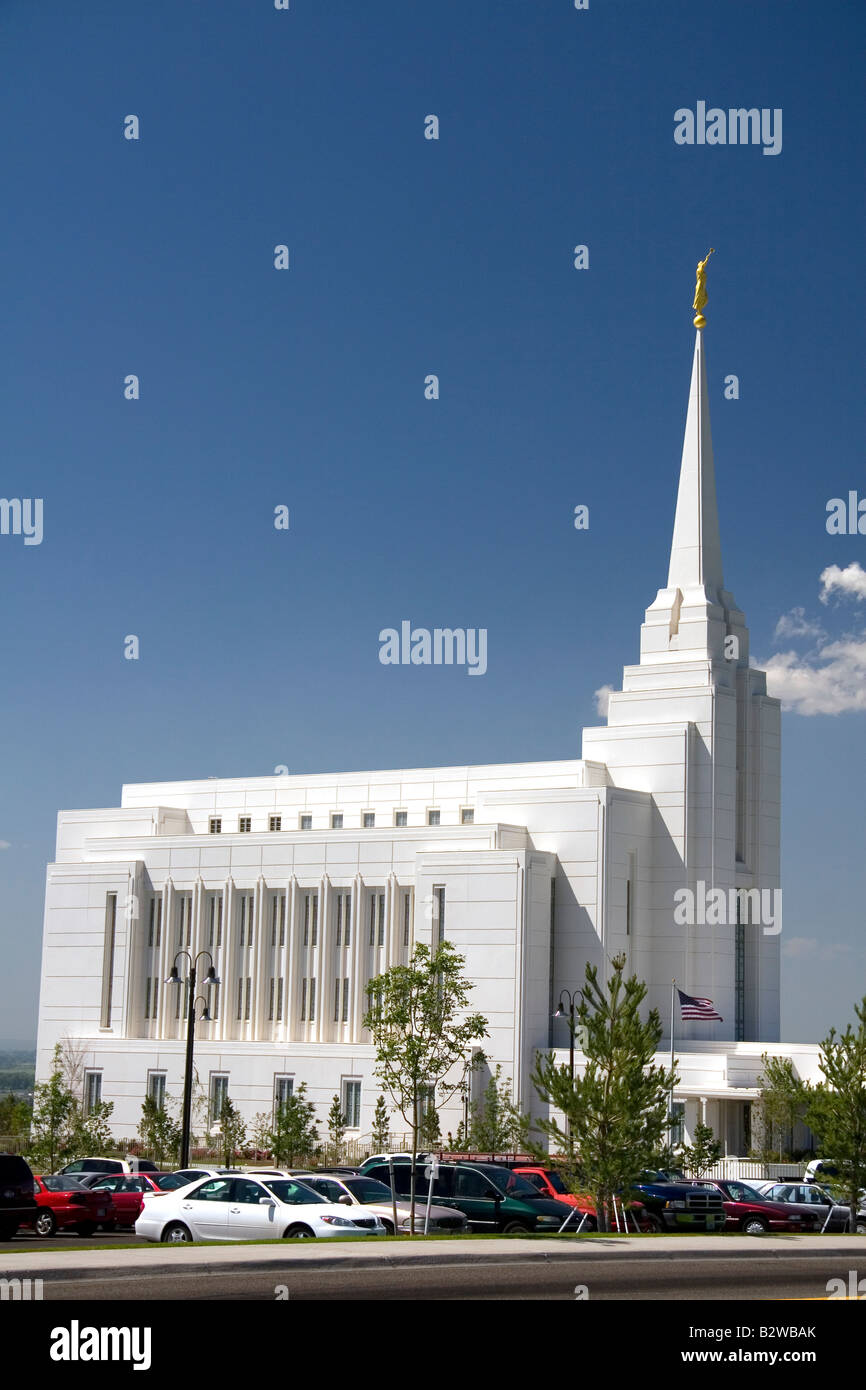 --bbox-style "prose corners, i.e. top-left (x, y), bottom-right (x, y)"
top-left (0, 1153), bottom-right (38, 1240)
top-left (633, 1173), bottom-right (725, 1232)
